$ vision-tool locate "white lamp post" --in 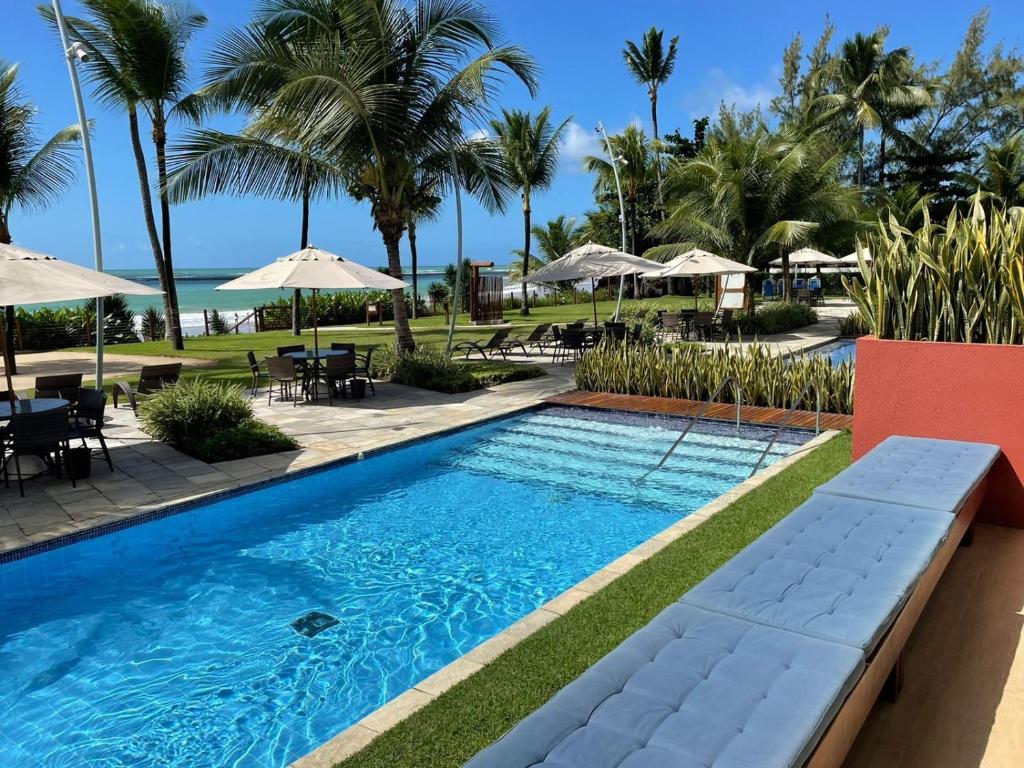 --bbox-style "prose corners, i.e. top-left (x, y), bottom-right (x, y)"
top-left (596, 121), bottom-right (629, 321)
top-left (51, 0), bottom-right (106, 387)
top-left (445, 146), bottom-right (464, 355)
